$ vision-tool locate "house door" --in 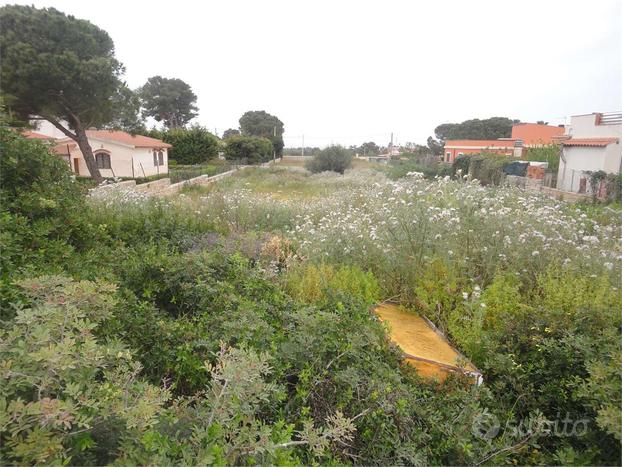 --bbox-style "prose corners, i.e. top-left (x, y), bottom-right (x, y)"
top-left (73, 158), bottom-right (80, 175)
top-left (578, 177), bottom-right (587, 194)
